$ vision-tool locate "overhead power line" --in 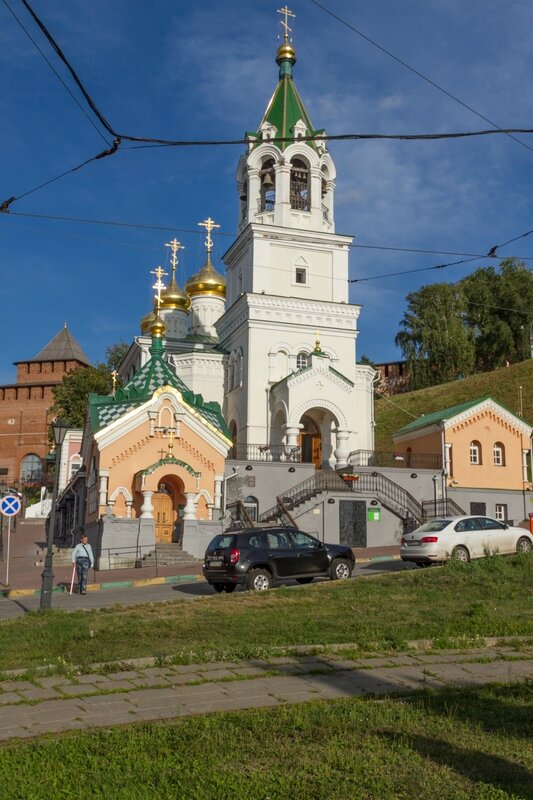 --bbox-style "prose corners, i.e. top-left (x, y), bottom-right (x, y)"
top-left (5, 210), bottom-right (533, 264)
top-left (1, 0), bottom-right (110, 145)
top-left (1, 0), bottom-right (532, 212)
top-left (308, 0), bottom-right (533, 155)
